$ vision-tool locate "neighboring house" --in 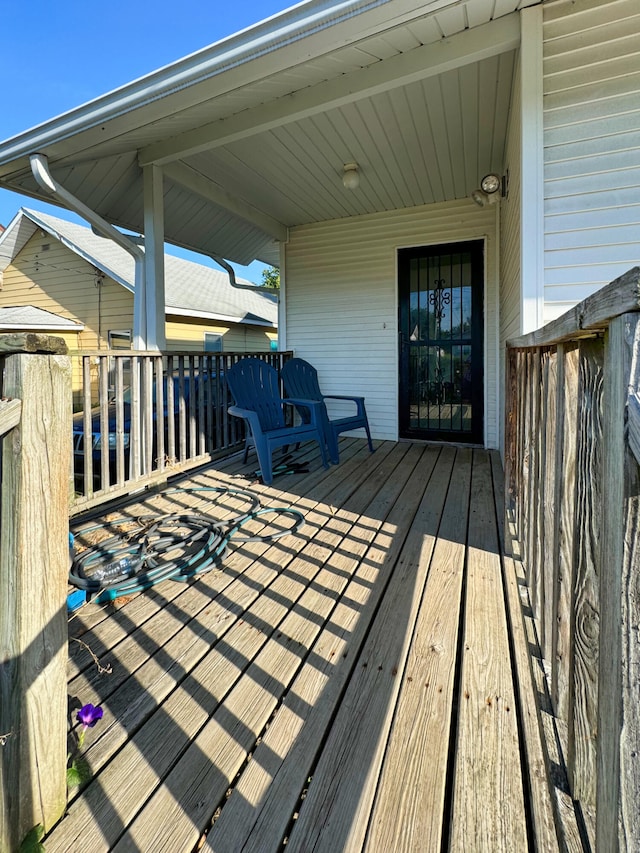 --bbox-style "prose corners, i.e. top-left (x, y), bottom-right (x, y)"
top-left (0, 0), bottom-right (637, 454)
top-left (0, 208), bottom-right (278, 358)
top-left (0, 305), bottom-right (84, 345)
